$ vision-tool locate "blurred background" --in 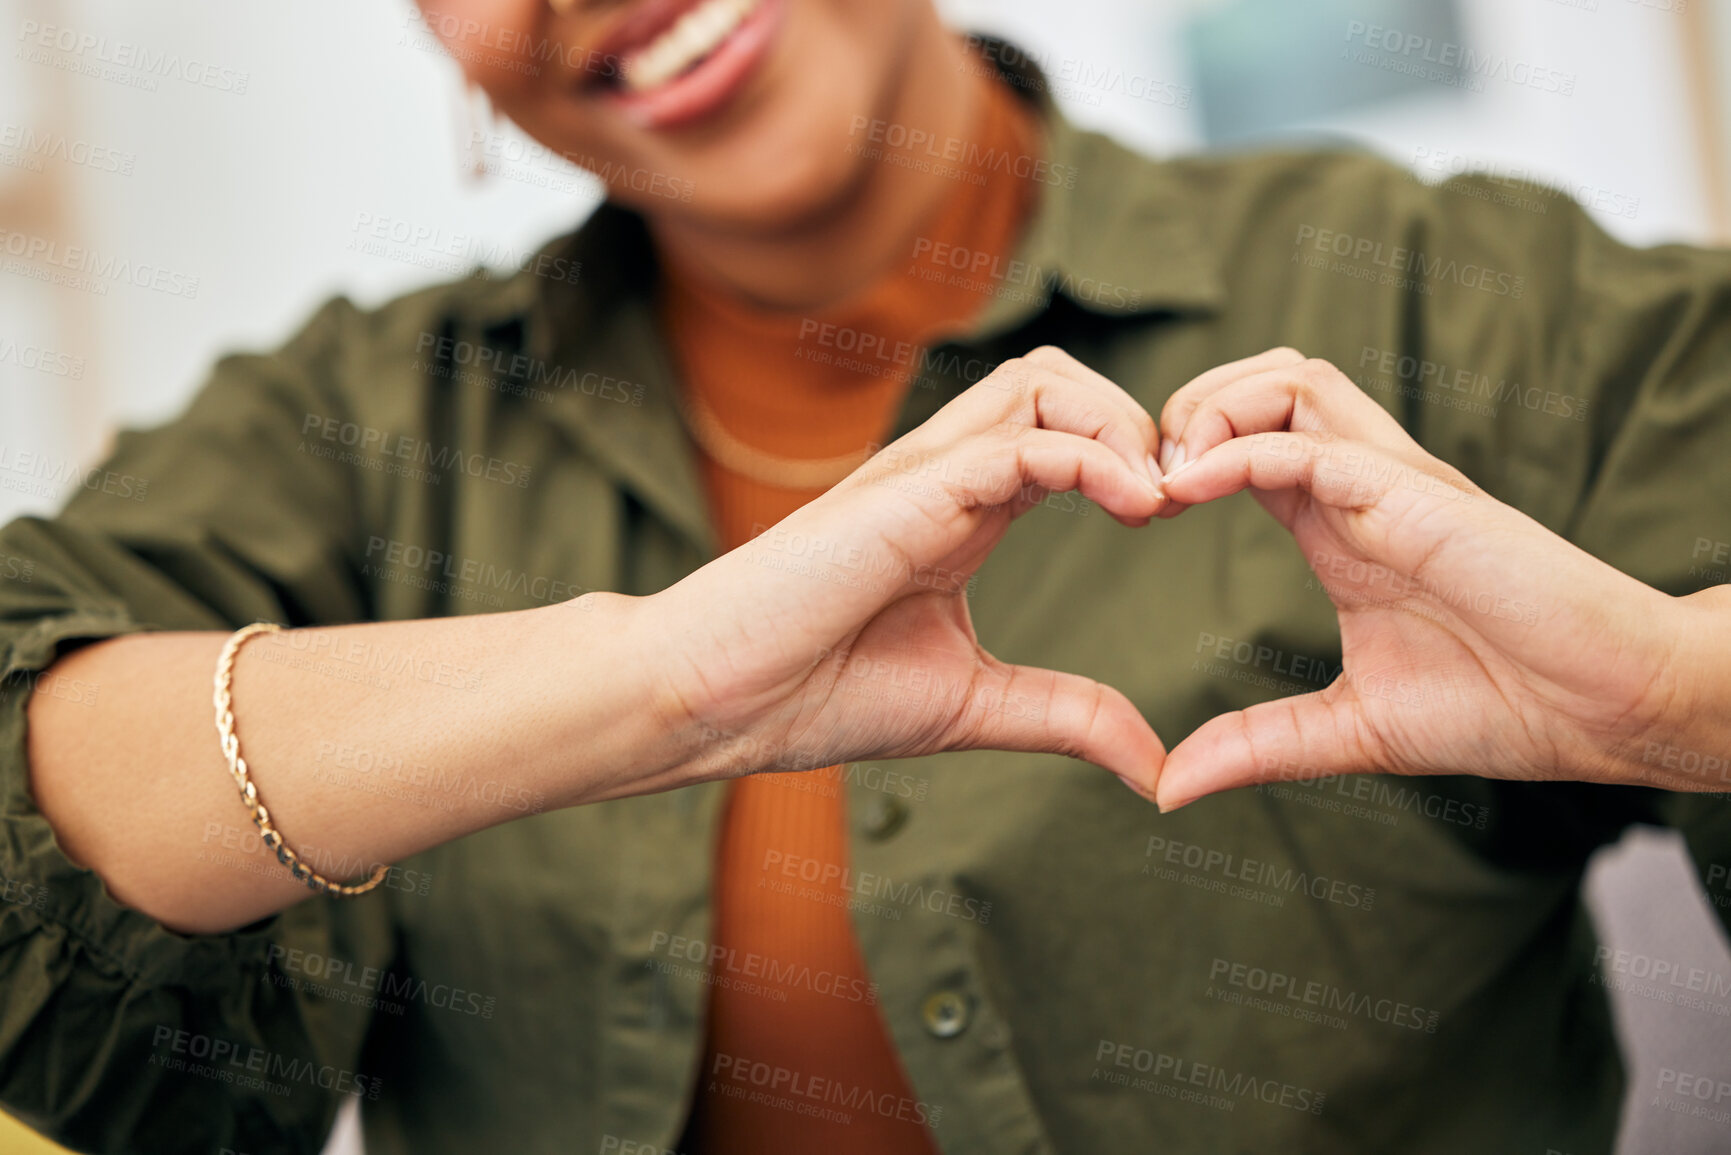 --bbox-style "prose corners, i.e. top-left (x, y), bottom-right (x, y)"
top-left (2, 0), bottom-right (1730, 1151)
